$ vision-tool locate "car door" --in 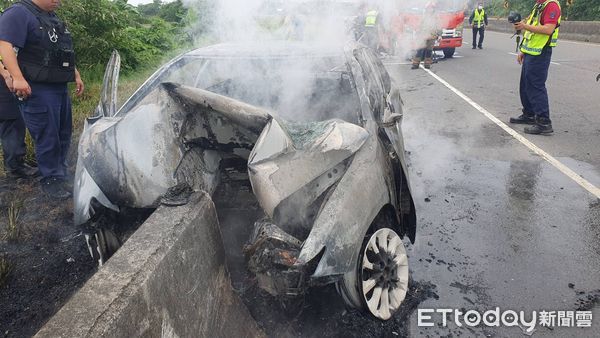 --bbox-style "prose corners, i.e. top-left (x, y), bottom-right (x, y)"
top-left (350, 46), bottom-right (416, 243)
top-left (94, 50), bottom-right (121, 119)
